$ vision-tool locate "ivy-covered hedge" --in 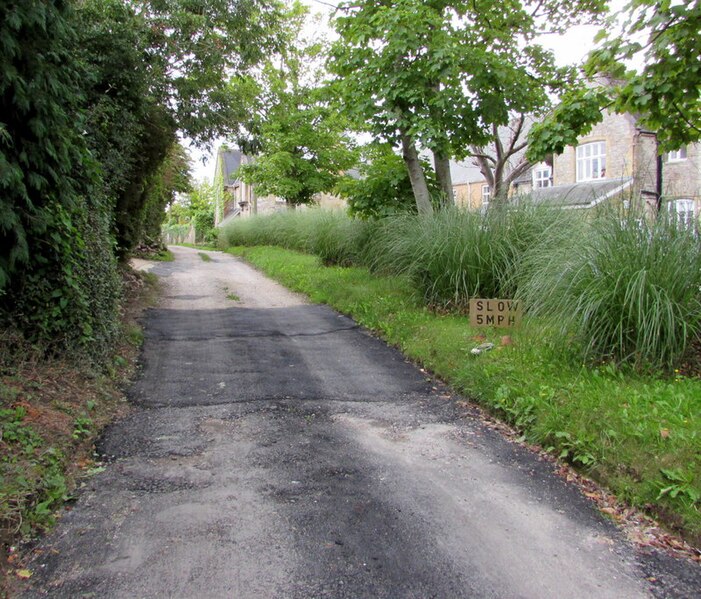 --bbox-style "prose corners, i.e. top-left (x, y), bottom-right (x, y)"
top-left (1, 0), bottom-right (279, 359)
top-left (0, 1), bottom-right (120, 359)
